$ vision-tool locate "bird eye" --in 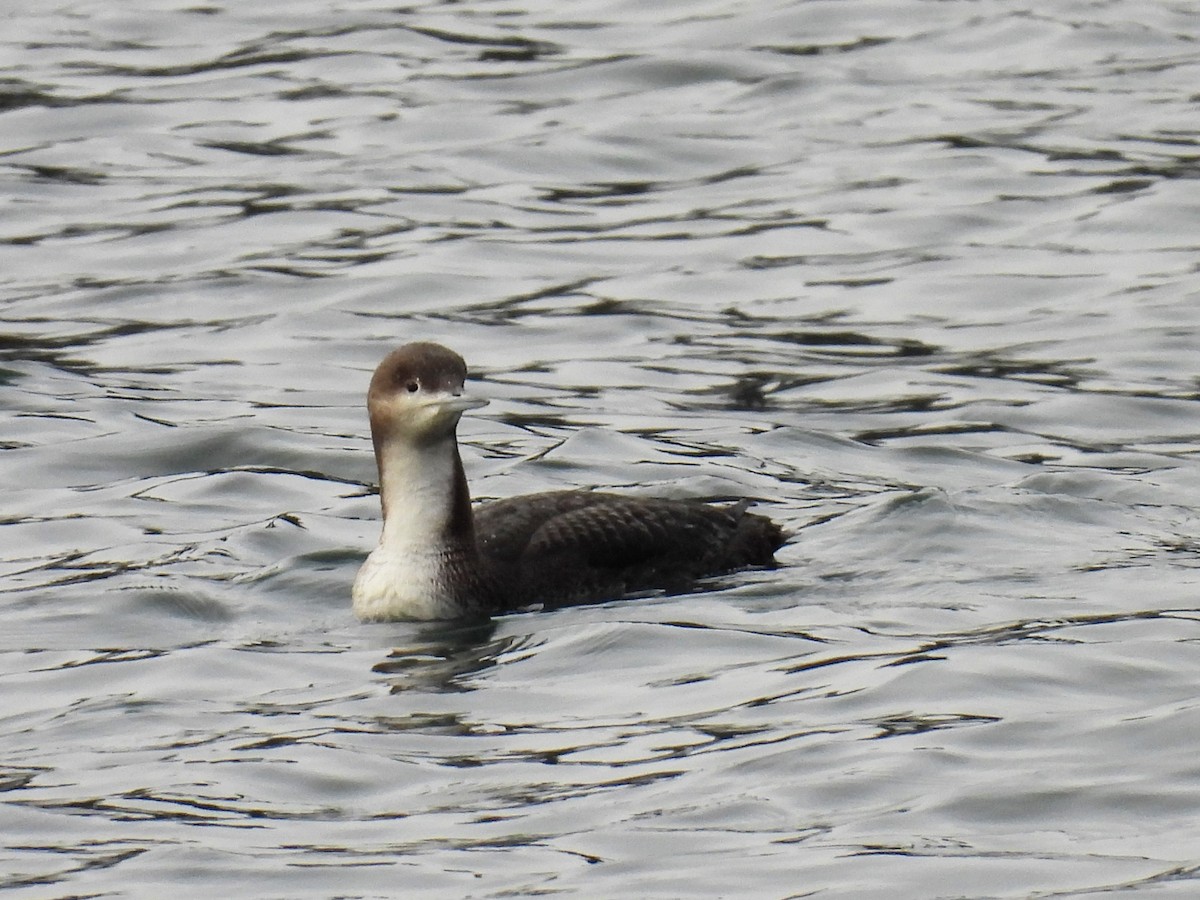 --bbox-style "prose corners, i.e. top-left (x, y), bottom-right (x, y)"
top-left (405, 380), bottom-right (420, 393)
